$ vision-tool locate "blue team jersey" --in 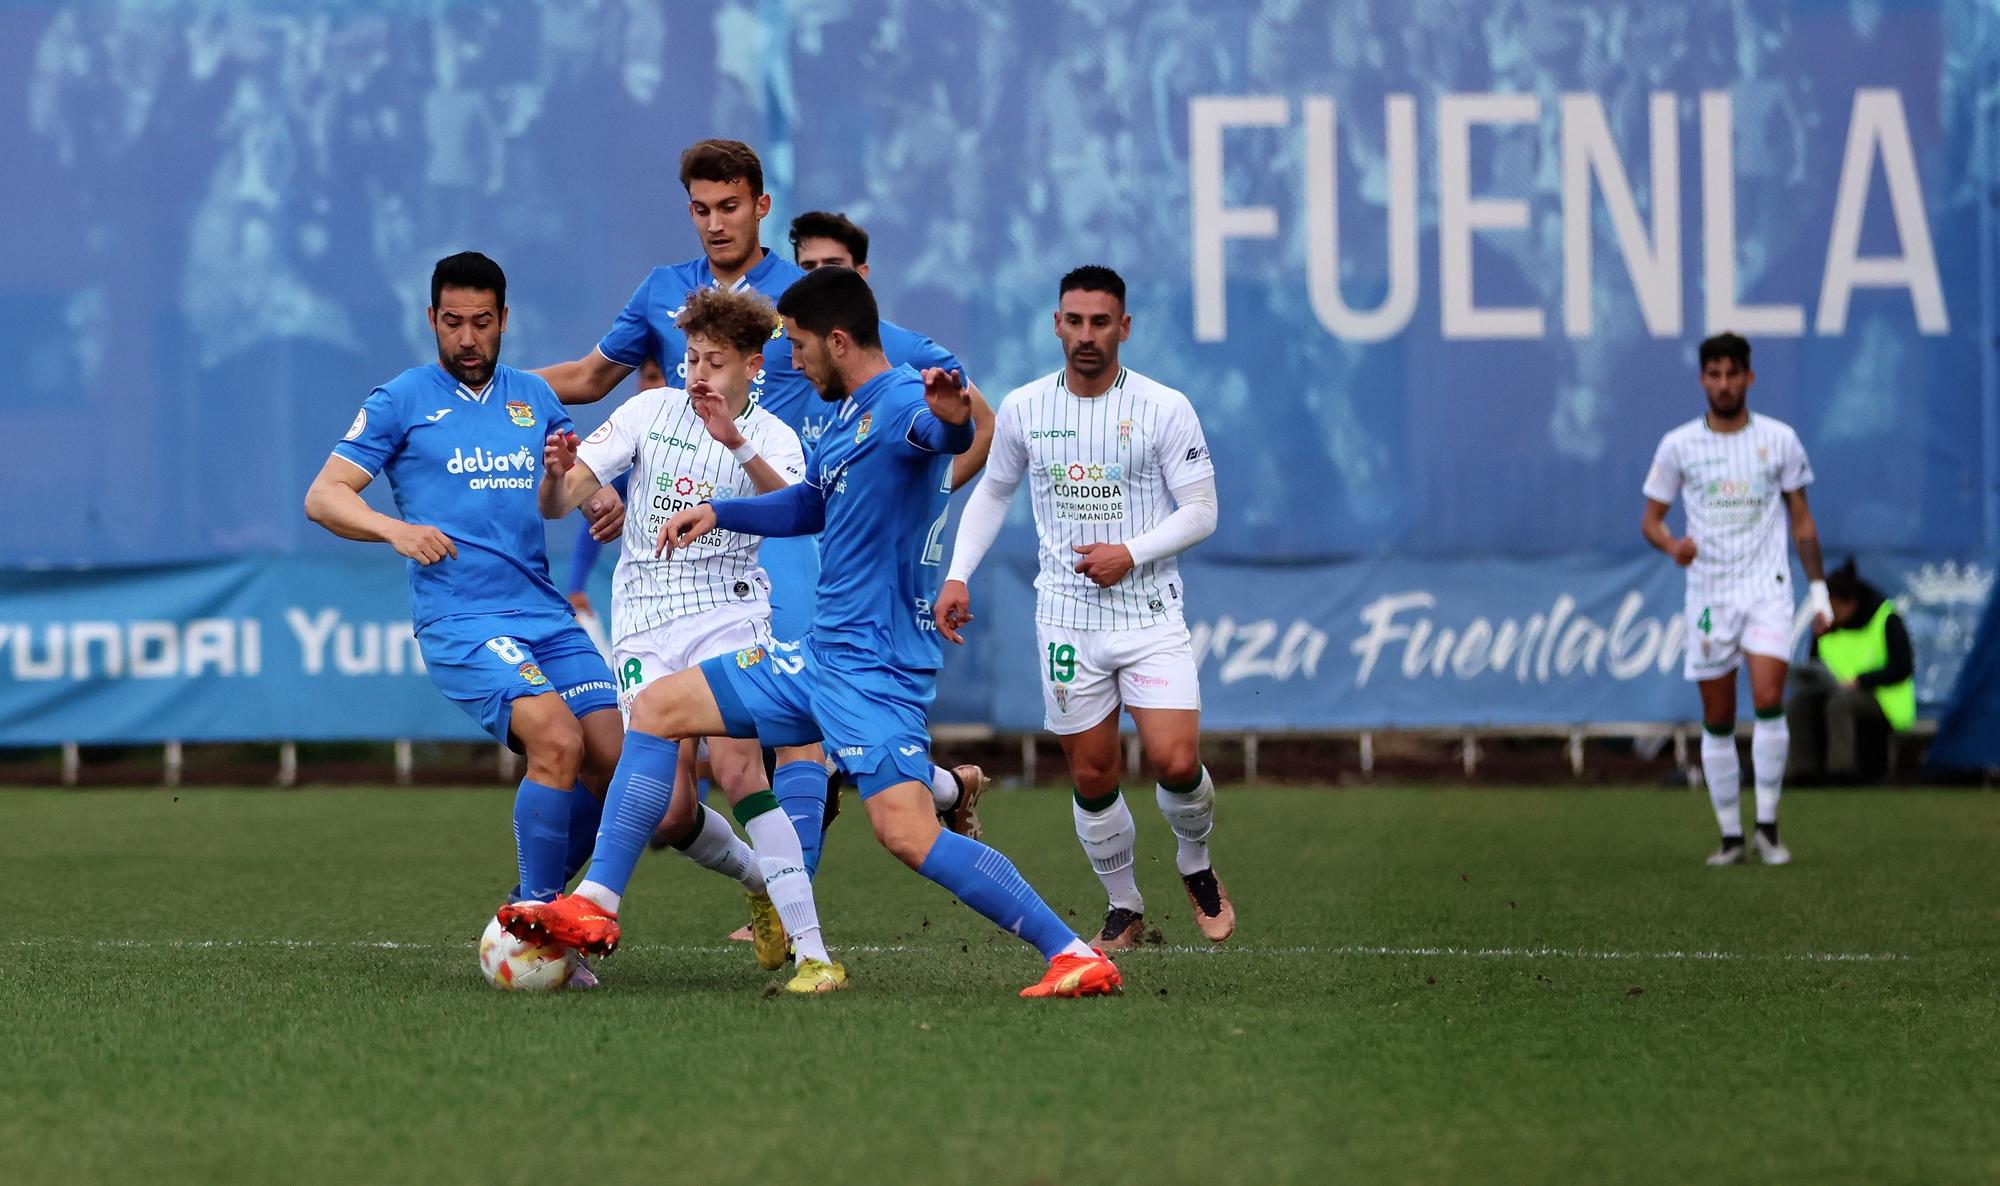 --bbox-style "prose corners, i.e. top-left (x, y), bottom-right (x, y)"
top-left (807, 365), bottom-right (956, 671)
top-left (594, 249), bottom-right (969, 452)
top-left (880, 319), bottom-right (967, 386)
top-left (332, 363), bottom-right (573, 631)
top-left (597, 250), bottom-right (817, 439)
